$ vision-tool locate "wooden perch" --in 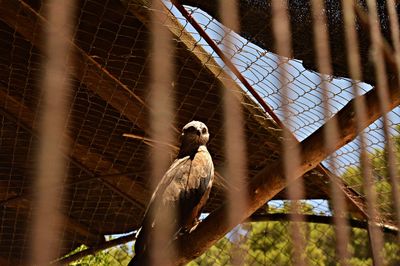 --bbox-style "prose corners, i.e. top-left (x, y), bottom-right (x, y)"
top-left (168, 79), bottom-right (400, 264)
